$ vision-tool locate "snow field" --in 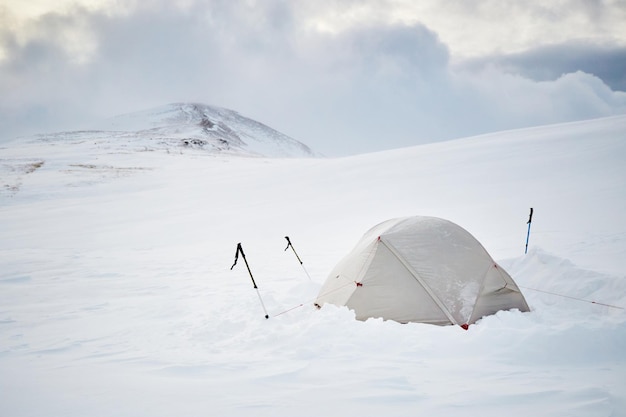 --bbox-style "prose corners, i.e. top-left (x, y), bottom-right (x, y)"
top-left (1, 115), bottom-right (625, 416)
